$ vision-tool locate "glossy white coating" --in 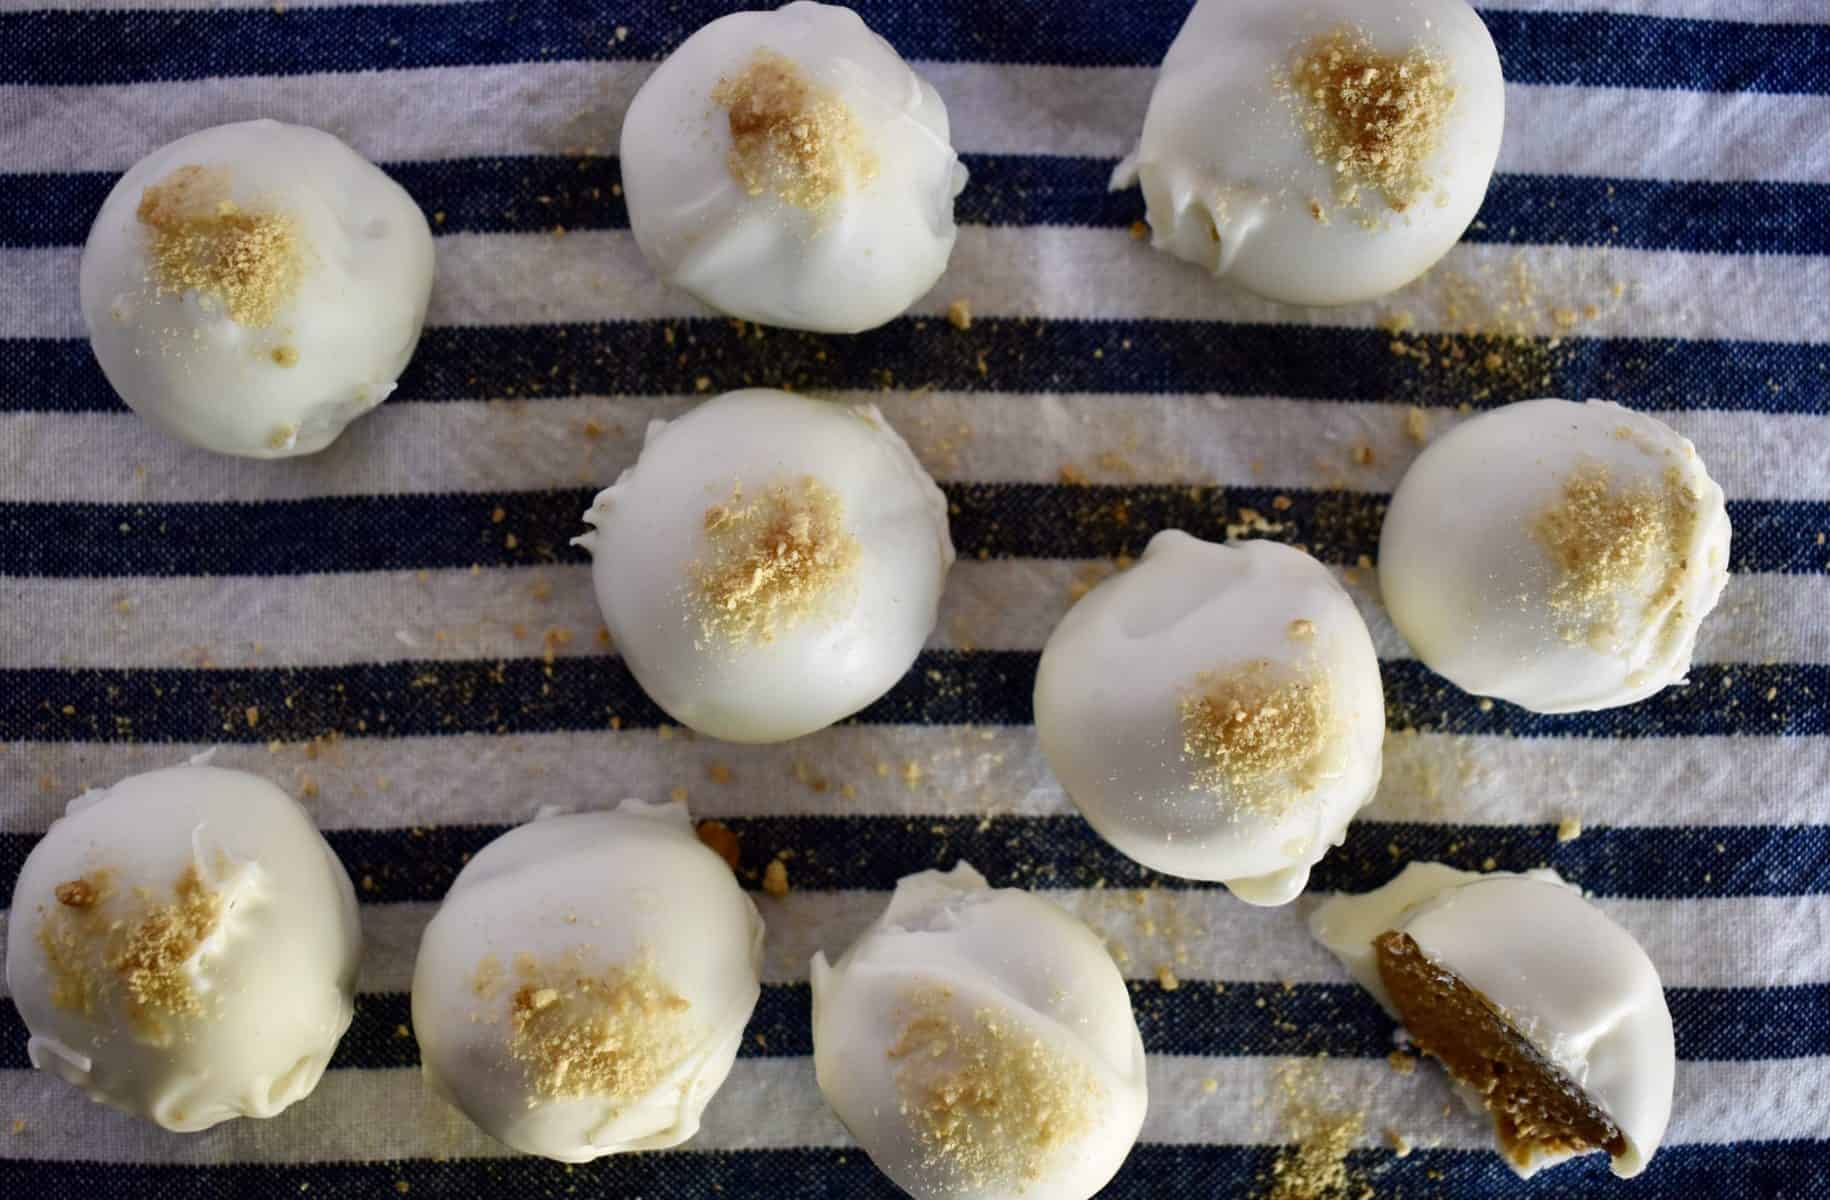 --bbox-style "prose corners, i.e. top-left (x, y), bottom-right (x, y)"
top-left (1310, 862), bottom-right (1676, 1178)
top-left (1034, 531), bottom-right (1384, 905)
top-left (79, 119), bottom-right (434, 457)
top-left (621, 2), bottom-right (966, 332)
top-left (4, 762), bottom-right (361, 1131)
top-left (810, 864), bottom-right (1148, 1200)
top-left (1114, 0), bottom-right (1504, 305)
top-left (410, 801), bottom-right (764, 1162)
top-left (574, 388), bottom-right (954, 743)
top-left (1379, 398), bottom-right (1732, 712)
